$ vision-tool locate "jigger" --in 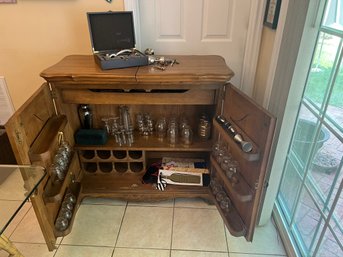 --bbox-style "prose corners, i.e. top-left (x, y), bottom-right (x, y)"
top-left (233, 134), bottom-right (253, 153)
top-left (224, 122), bottom-right (253, 153)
